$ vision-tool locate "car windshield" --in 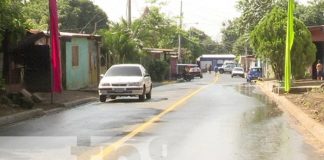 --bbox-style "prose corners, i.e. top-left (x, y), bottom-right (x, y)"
top-left (251, 68), bottom-right (261, 72)
top-left (106, 66), bottom-right (142, 77)
top-left (234, 68), bottom-right (243, 71)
